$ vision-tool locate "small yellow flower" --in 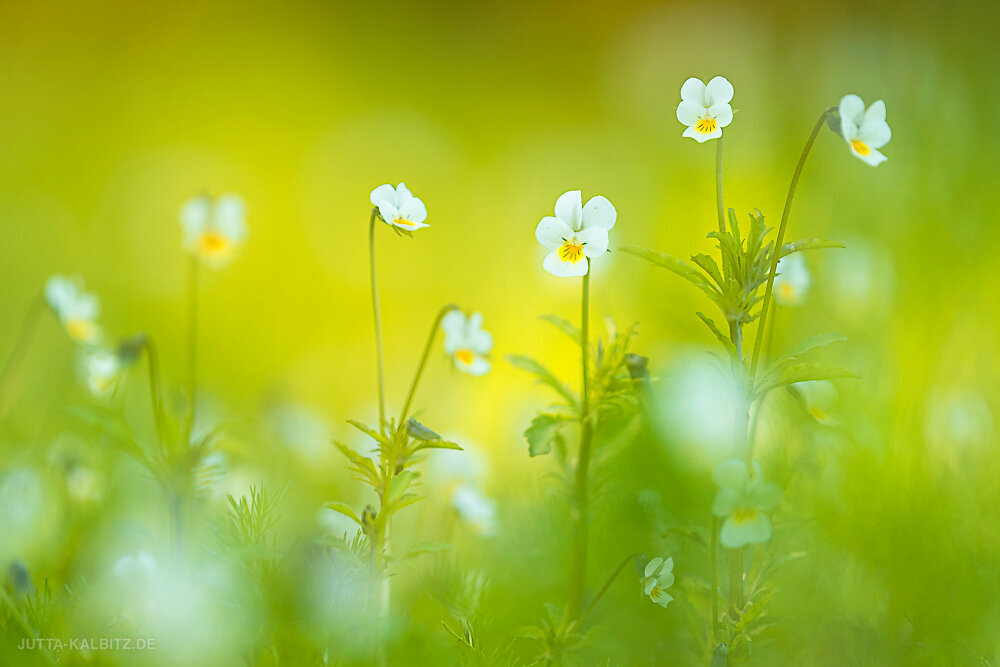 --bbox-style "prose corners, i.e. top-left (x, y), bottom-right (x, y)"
top-left (180, 194), bottom-right (248, 268)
